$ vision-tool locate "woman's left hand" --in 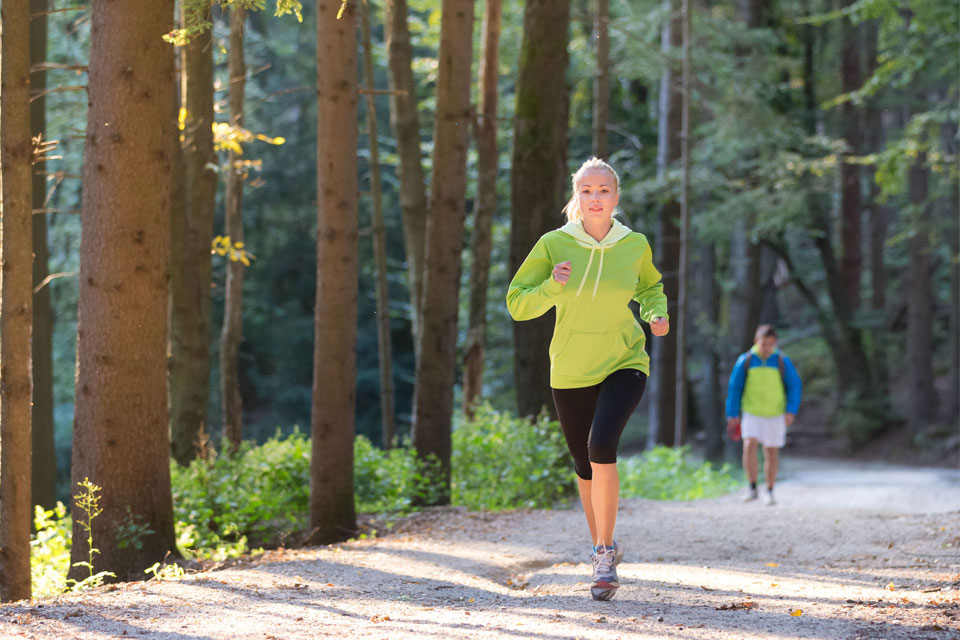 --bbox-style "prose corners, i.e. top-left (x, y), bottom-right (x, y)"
top-left (650, 317), bottom-right (669, 336)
